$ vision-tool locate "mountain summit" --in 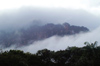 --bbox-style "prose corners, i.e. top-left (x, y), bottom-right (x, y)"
top-left (0, 22), bottom-right (89, 47)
